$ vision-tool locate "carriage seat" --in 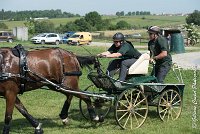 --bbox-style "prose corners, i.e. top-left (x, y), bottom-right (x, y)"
top-left (128, 51), bottom-right (150, 75)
